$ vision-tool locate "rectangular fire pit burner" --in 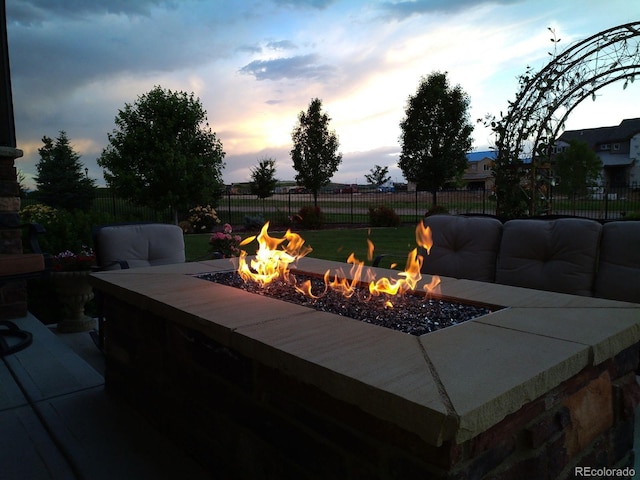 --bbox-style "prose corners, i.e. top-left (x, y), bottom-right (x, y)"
top-left (197, 270), bottom-right (503, 336)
